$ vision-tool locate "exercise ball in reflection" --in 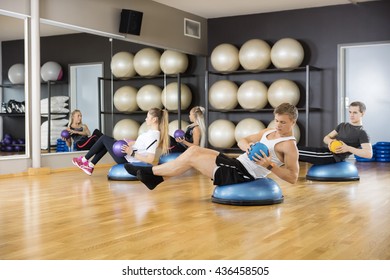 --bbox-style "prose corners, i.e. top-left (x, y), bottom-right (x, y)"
top-left (162, 82), bottom-right (192, 110)
top-left (270, 38), bottom-right (304, 69)
top-left (8, 64), bottom-right (25, 84)
top-left (133, 48), bottom-right (161, 76)
top-left (113, 119), bottom-right (140, 141)
top-left (210, 43), bottom-right (240, 72)
top-left (41, 61), bottom-right (63, 82)
top-left (235, 118), bottom-right (266, 142)
top-left (138, 121), bottom-right (149, 136)
top-left (239, 39), bottom-right (271, 70)
top-left (160, 50), bottom-right (189, 74)
top-left (237, 80), bottom-right (268, 110)
top-left (267, 79), bottom-right (300, 108)
top-left (268, 120), bottom-right (300, 143)
top-left (209, 80), bottom-right (238, 110)
top-left (110, 51), bottom-right (136, 78)
top-left (113, 86), bottom-right (138, 112)
top-left (168, 120), bottom-right (189, 137)
top-left (208, 119), bottom-right (236, 149)
top-left (136, 84), bottom-right (162, 111)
